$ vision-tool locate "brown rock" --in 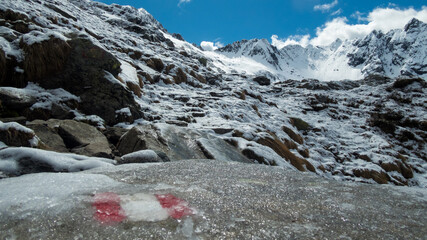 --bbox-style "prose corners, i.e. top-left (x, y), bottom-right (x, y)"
top-left (282, 126), bottom-right (304, 144)
top-left (256, 132), bottom-right (315, 172)
top-left (353, 169), bottom-right (390, 184)
top-left (0, 121), bottom-right (39, 148)
top-left (173, 68), bottom-right (188, 84)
